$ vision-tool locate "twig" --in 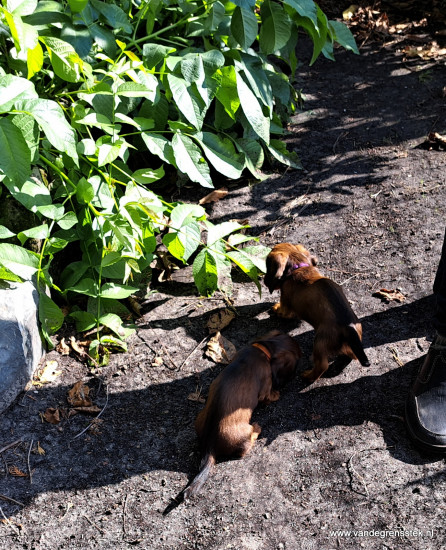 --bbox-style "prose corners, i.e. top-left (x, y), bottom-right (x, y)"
top-left (27, 439), bottom-right (33, 485)
top-left (178, 336), bottom-right (208, 371)
top-left (71, 387), bottom-right (109, 441)
top-left (347, 451), bottom-right (369, 498)
top-left (0, 504), bottom-right (20, 536)
top-left (82, 513), bottom-right (105, 535)
top-left (123, 493), bottom-right (129, 535)
top-left (0, 494), bottom-right (24, 507)
top-left (0, 439), bottom-right (22, 455)
top-left (333, 131), bottom-right (349, 153)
